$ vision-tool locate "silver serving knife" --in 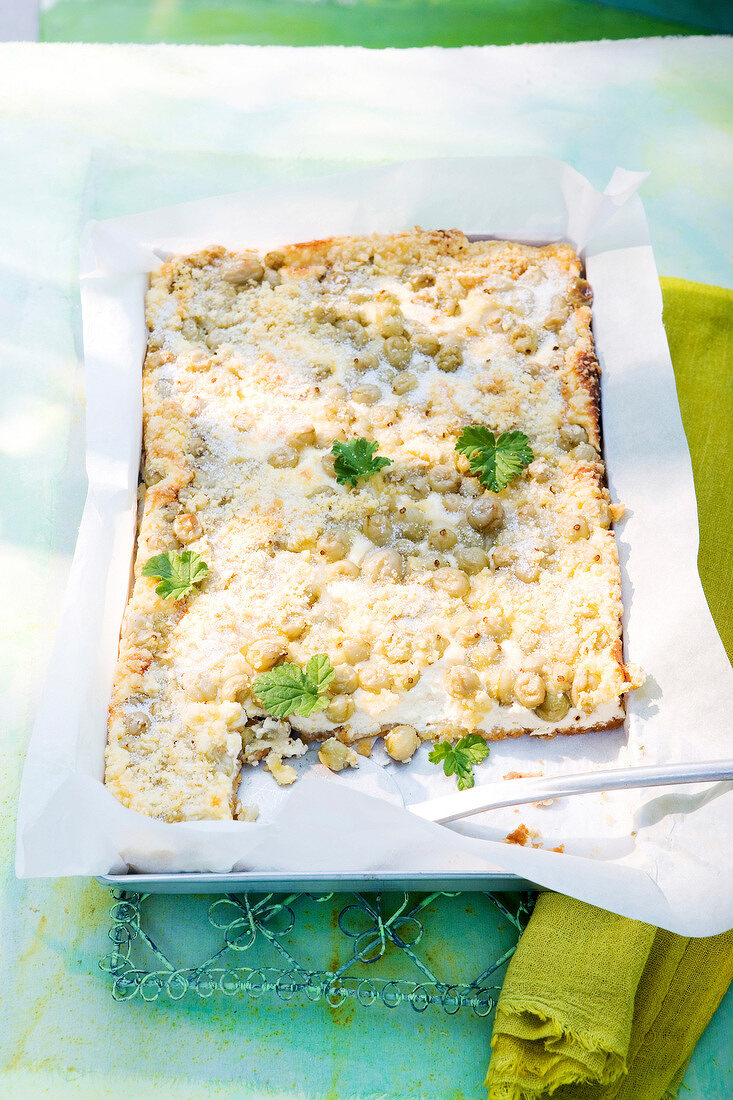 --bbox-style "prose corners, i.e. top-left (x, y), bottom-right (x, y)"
top-left (410, 759), bottom-right (733, 825)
